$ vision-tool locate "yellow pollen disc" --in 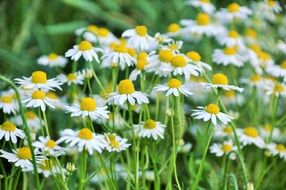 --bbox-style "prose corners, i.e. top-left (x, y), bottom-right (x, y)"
top-left (169, 44), bottom-right (178, 51)
top-left (223, 126), bottom-right (233, 134)
top-left (167, 78), bottom-right (182, 88)
top-left (144, 119), bottom-right (157, 129)
top-left (227, 3), bottom-right (240, 12)
top-left (97, 27), bottom-right (109, 37)
top-left (136, 59), bottom-right (148, 70)
top-left (263, 124), bottom-right (272, 132)
top-left (158, 49), bottom-right (174, 62)
top-left (17, 147), bottom-right (32, 160)
top-left (244, 127), bottom-right (258, 137)
top-left (128, 48), bottom-right (137, 57)
top-left (80, 97), bottom-right (97, 111)
top-left (196, 13), bottom-right (210, 25)
top-left (67, 73), bottom-right (77, 81)
top-left (250, 74), bottom-right (261, 82)
top-left (224, 90), bottom-right (235, 97)
top-left (187, 51), bottom-right (201, 62)
top-left (46, 92), bottom-right (58, 100)
top-left (1, 121), bottom-right (16, 132)
top-left (113, 44), bottom-right (128, 53)
top-left (46, 140), bottom-right (57, 148)
top-left (200, 0), bottom-right (209, 3)
top-left (135, 25), bottom-right (148, 36)
top-left (78, 128), bottom-right (93, 140)
top-left (32, 90), bottom-right (46, 100)
top-left (78, 41), bottom-right (93, 51)
top-left (108, 134), bottom-right (120, 148)
top-left (245, 28), bottom-right (257, 38)
top-left (212, 73), bottom-right (229, 85)
top-left (167, 23), bottom-right (181, 33)
top-left (267, 0), bottom-right (276, 6)
top-left (276, 144), bottom-right (286, 152)
top-left (249, 44), bottom-right (261, 54)
top-left (274, 84), bottom-right (284, 93)
top-left (137, 52), bottom-right (147, 60)
top-left (281, 60), bottom-right (286, 69)
top-left (223, 47), bottom-right (237, 55)
top-left (26, 111), bottom-right (36, 119)
top-left (0, 95), bottom-right (13, 103)
top-left (118, 79), bottom-right (135, 94)
top-left (258, 51), bottom-right (270, 61)
top-left (221, 144), bottom-right (232, 153)
top-left (228, 30), bottom-right (239, 38)
top-left (171, 55), bottom-right (187, 67)
top-left (87, 25), bottom-right (98, 33)
top-left (205, 104), bottom-right (220, 114)
top-left (31, 71), bottom-right (47, 84)
top-left (48, 53), bottom-right (58, 61)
